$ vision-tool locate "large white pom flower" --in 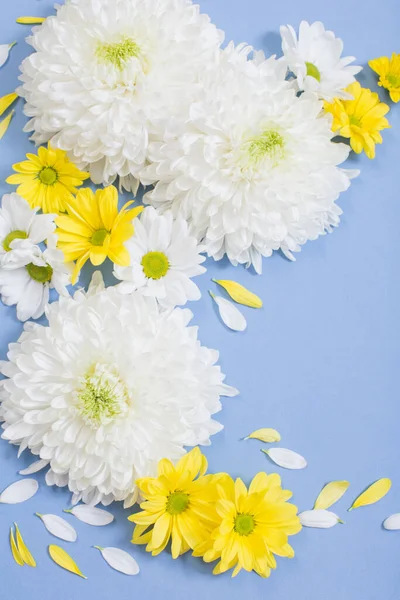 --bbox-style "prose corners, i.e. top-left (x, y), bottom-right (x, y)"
top-left (280, 21), bottom-right (361, 101)
top-left (19, 0), bottom-right (223, 192)
top-left (142, 44), bottom-right (355, 272)
top-left (114, 207), bottom-right (206, 308)
top-left (0, 274), bottom-right (237, 506)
